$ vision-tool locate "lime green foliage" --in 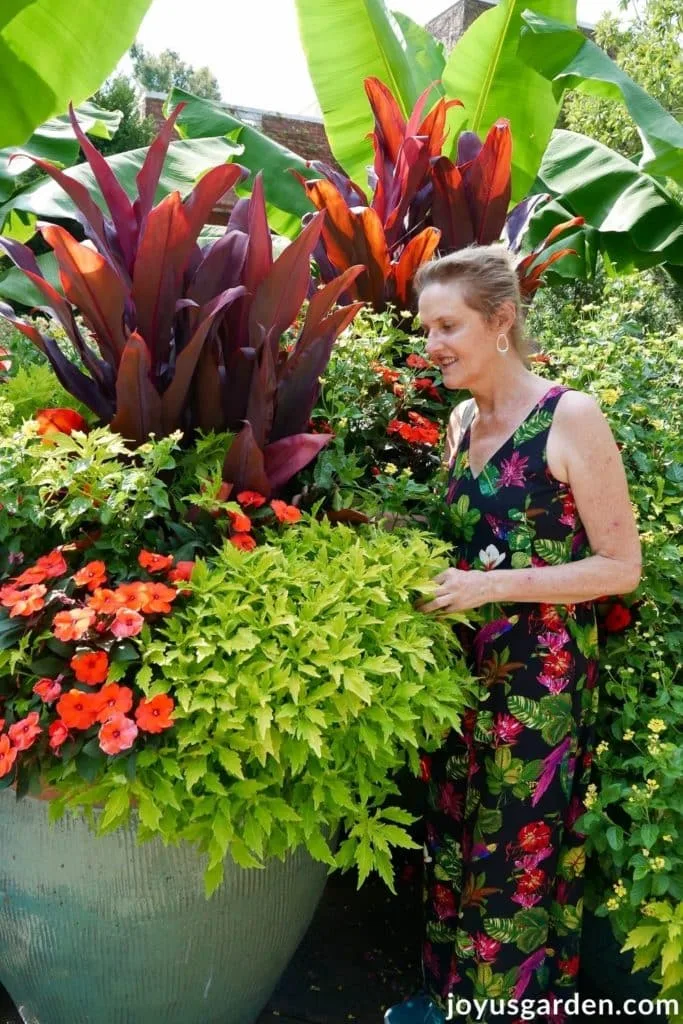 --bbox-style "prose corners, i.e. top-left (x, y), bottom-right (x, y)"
top-left (1, 364), bottom-right (91, 430)
top-left (527, 269), bottom-right (682, 1003)
top-left (47, 517), bottom-right (476, 895)
top-left (622, 901), bottom-right (683, 1009)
